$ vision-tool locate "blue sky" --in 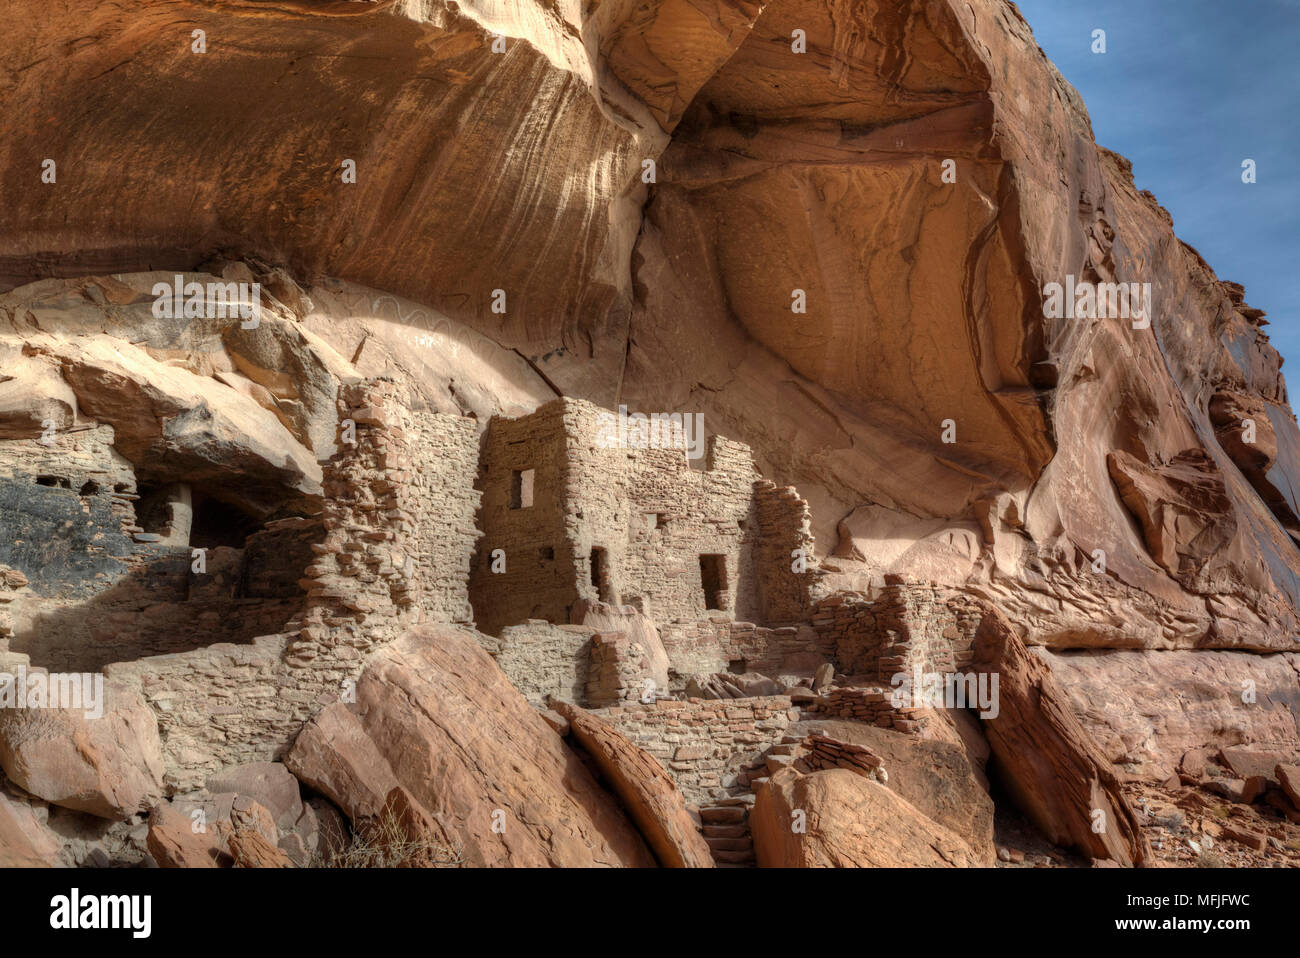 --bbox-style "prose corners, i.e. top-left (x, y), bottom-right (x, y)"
top-left (1014, 0), bottom-right (1300, 368)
